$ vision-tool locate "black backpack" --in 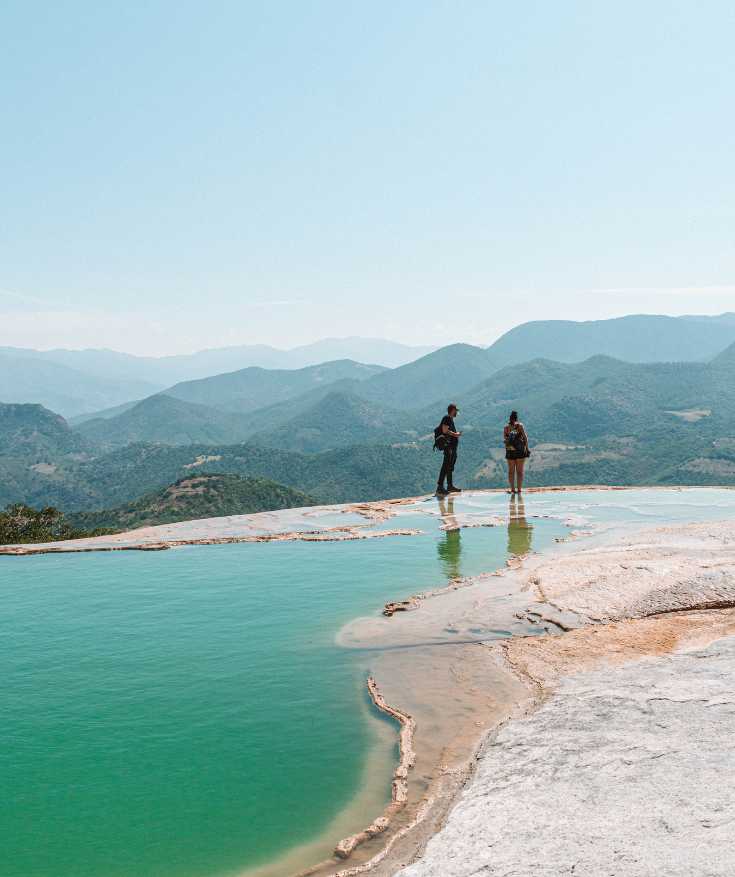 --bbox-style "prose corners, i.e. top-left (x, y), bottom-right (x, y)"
top-left (509, 427), bottom-right (525, 454)
top-left (433, 423), bottom-right (449, 451)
